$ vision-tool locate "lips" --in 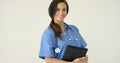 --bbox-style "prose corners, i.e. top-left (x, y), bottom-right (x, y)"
top-left (59, 15), bottom-right (65, 18)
